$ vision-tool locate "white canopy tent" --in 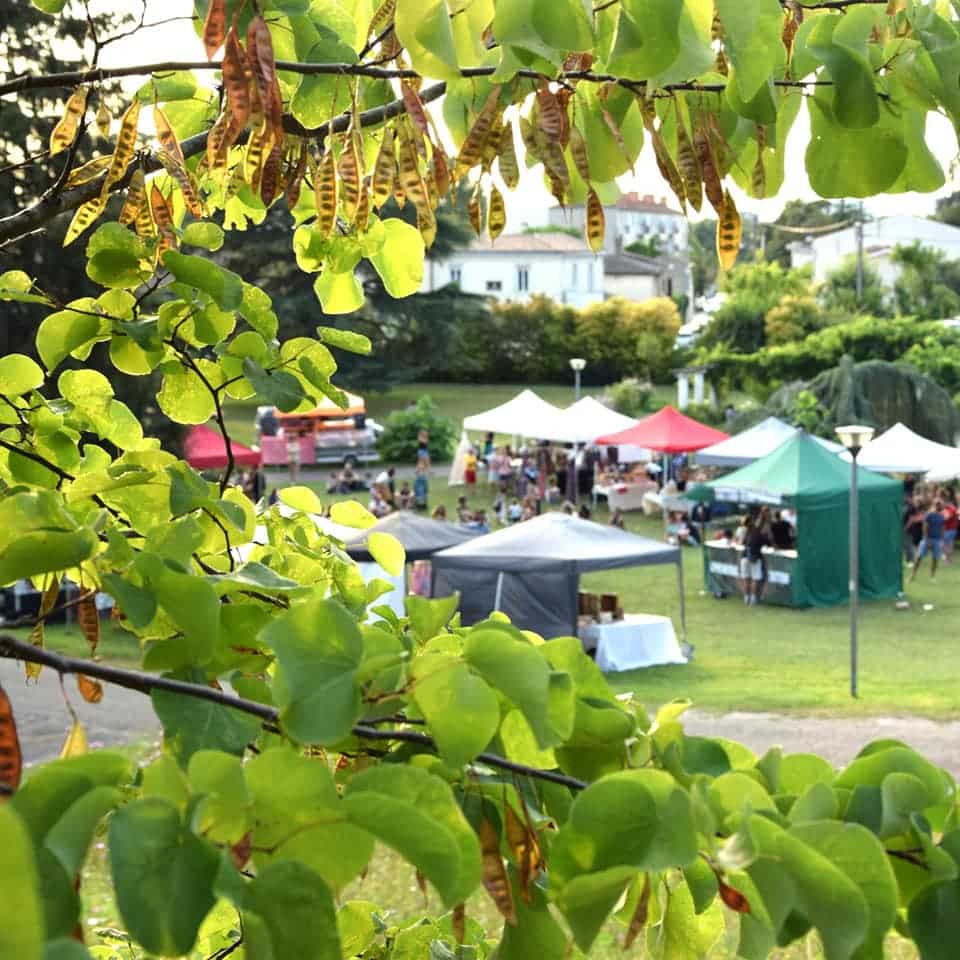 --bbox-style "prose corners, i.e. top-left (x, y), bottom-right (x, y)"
top-left (697, 416), bottom-right (843, 467)
top-left (843, 422), bottom-right (960, 479)
top-left (462, 388), bottom-right (564, 438)
top-left (534, 396), bottom-right (638, 444)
